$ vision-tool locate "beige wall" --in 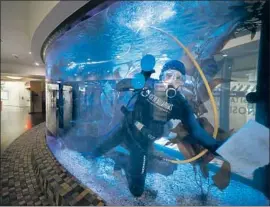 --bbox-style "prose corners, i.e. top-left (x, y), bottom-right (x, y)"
top-left (1, 81), bottom-right (30, 107)
top-left (28, 1), bottom-right (59, 40)
top-left (1, 63), bottom-right (45, 77)
top-left (30, 1), bottom-right (88, 64)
